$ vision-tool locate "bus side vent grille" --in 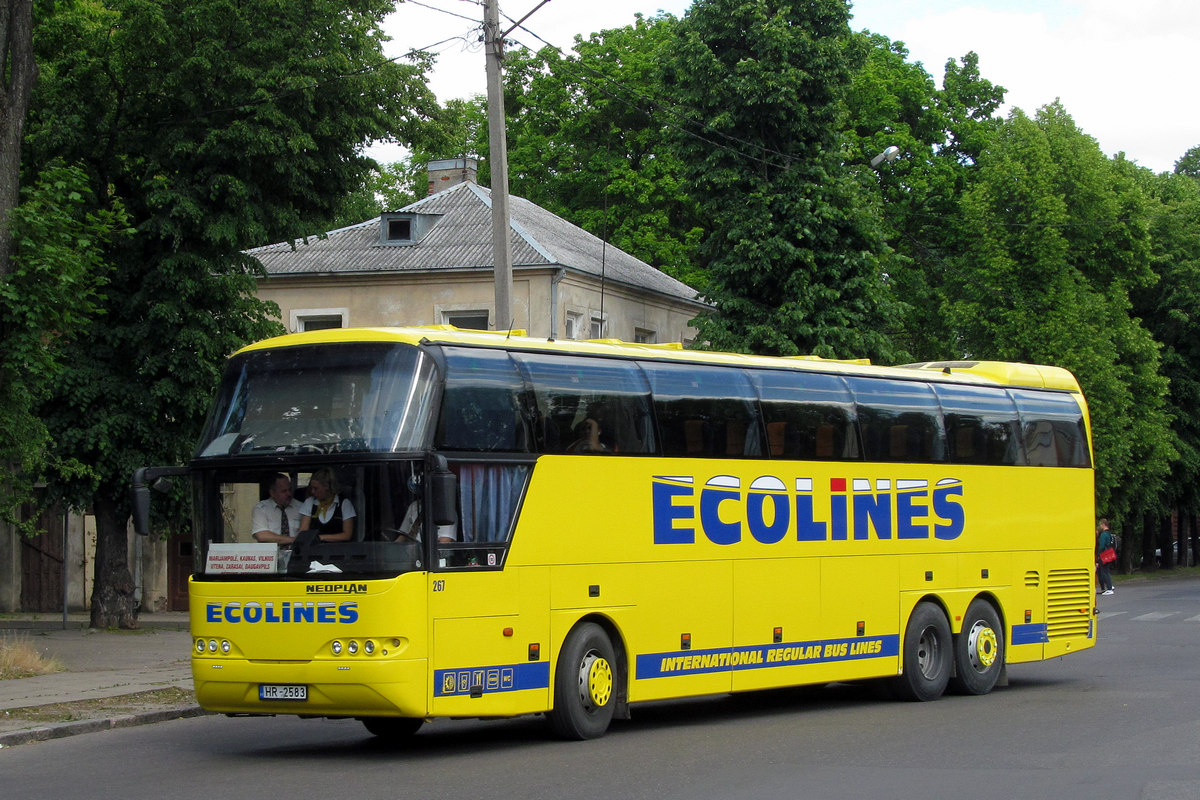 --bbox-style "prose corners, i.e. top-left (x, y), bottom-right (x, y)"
top-left (1024, 570), bottom-right (1040, 588)
top-left (1046, 569), bottom-right (1092, 639)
